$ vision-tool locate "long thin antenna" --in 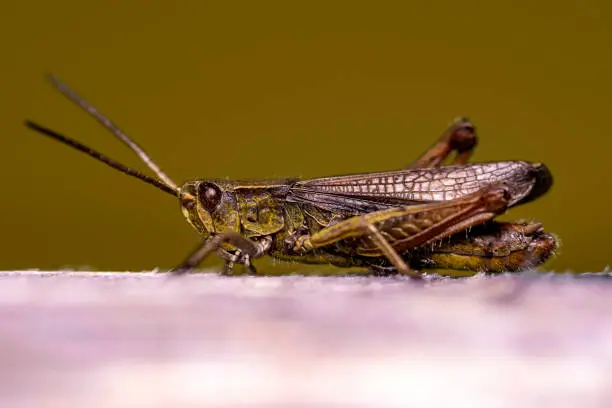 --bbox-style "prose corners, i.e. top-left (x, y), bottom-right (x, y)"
top-left (46, 74), bottom-right (179, 191)
top-left (24, 120), bottom-right (179, 197)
